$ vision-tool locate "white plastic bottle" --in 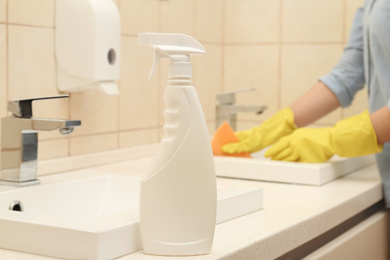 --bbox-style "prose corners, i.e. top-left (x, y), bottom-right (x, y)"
top-left (138, 33), bottom-right (217, 256)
